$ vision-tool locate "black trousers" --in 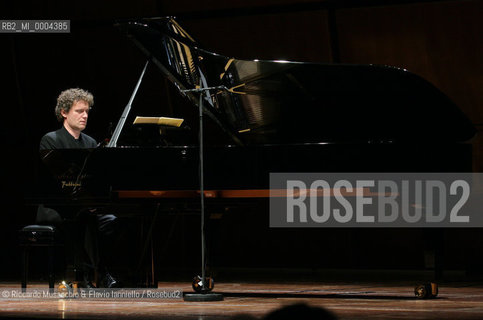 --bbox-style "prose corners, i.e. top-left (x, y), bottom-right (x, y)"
top-left (36, 205), bottom-right (119, 278)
